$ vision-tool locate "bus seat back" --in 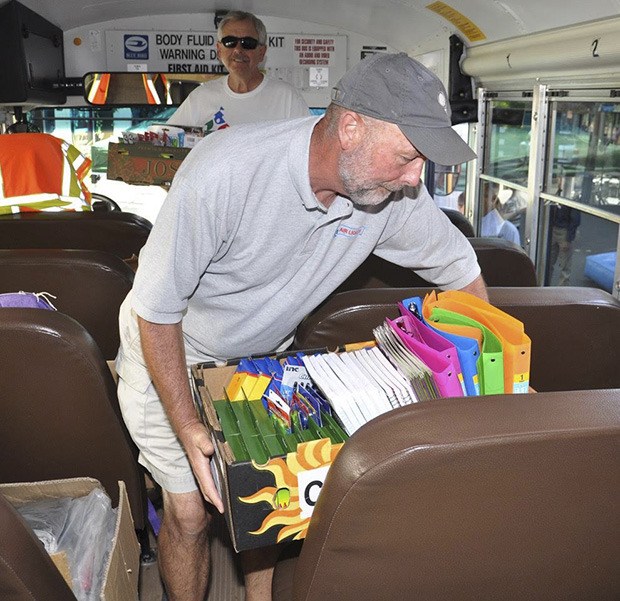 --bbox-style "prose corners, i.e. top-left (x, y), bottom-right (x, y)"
top-left (273, 389), bottom-right (620, 601)
top-left (0, 248), bottom-right (134, 359)
top-left (293, 286), bottom-right (620, 392)
top-left (0, 308), bottom-right (147, 532)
